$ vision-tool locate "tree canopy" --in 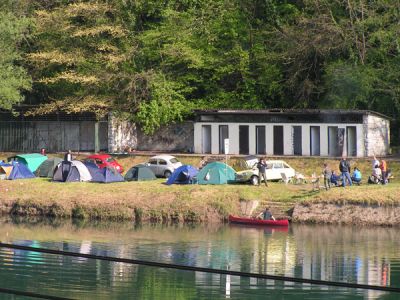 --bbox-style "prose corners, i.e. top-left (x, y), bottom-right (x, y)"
top-left (0, 2), bottom-right (32, 110)
top-left (2, 0), bottom-right (400, 138)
